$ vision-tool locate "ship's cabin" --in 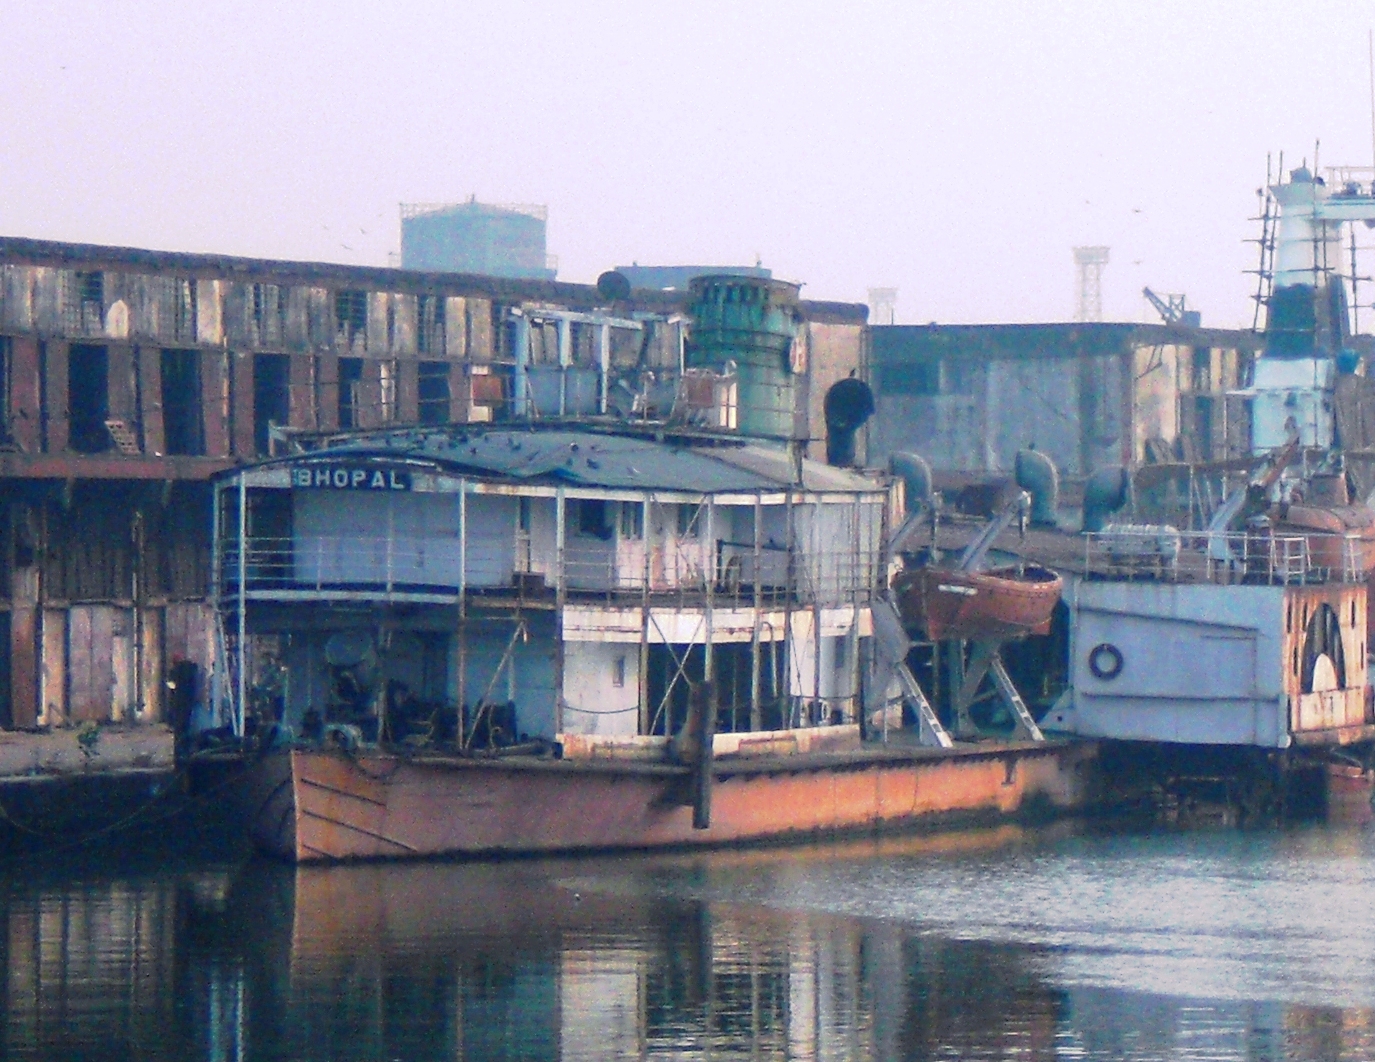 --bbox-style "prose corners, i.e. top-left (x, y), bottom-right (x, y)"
top-left (209, 428), bottom-right (889, 752)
